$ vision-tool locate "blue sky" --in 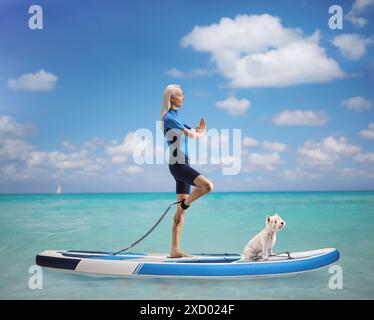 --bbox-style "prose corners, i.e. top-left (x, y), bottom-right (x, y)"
top-left (0, 0), bottom-right (374, 193)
